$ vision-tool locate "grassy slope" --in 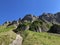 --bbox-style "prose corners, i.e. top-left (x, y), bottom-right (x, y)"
top-left (21, 30), bottom-right (60, 45)
top-left (0, 25), bottom-right (16, 45)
